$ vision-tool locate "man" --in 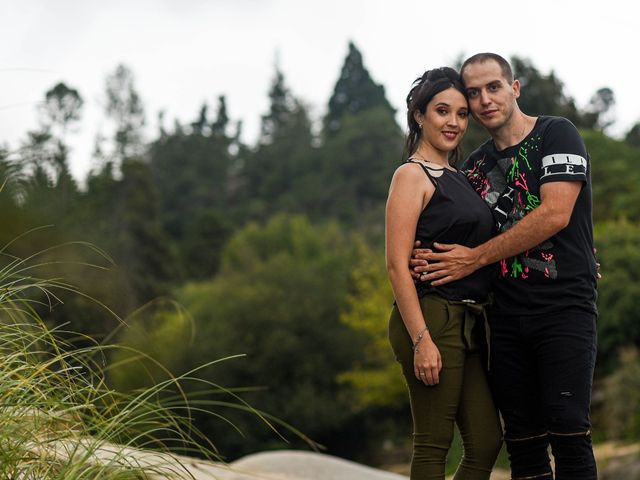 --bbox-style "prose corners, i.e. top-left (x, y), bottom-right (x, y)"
top-left (412, 53), bottom-right (598, 479)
